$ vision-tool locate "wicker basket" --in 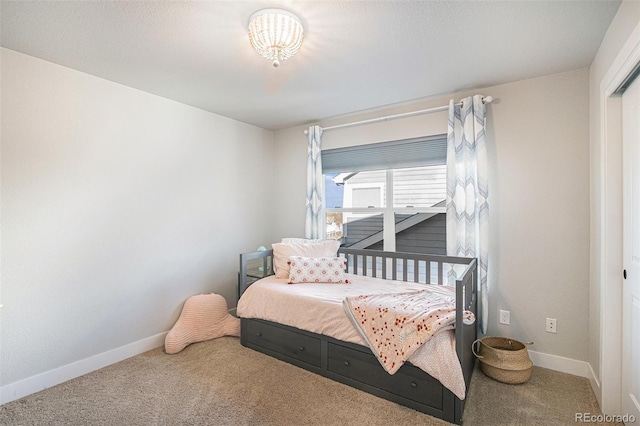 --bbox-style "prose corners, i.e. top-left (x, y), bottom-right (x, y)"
top-left (472, 337), bottom-right (533, 384)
